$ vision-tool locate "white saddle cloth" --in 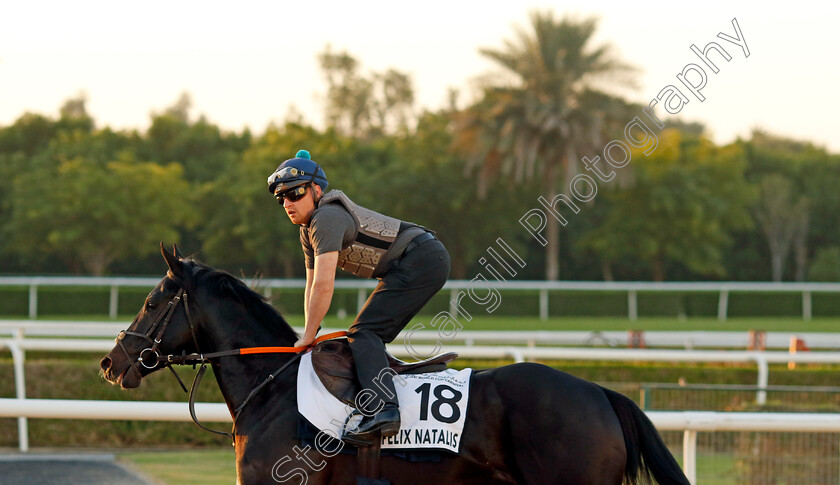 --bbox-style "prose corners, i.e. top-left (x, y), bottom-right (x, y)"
top-left (297, 351), bottom-right (472, 453)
